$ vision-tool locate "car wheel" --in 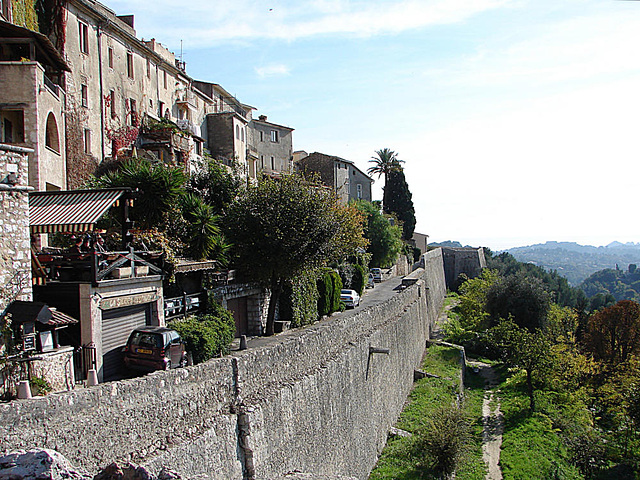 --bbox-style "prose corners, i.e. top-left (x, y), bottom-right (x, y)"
top-left (179, 355), bottom-right (188, 368)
